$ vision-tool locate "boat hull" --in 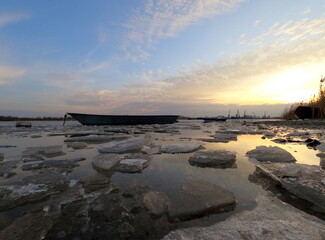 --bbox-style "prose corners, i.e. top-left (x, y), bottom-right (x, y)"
top-left (198, 117), bottom-right (227, 122)
top-left (67, 113), bottom-right (178, 125)
top-left (203, 118), bottom-right (227, 122)
top-left (294, 106), bottom-right (321, 119)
